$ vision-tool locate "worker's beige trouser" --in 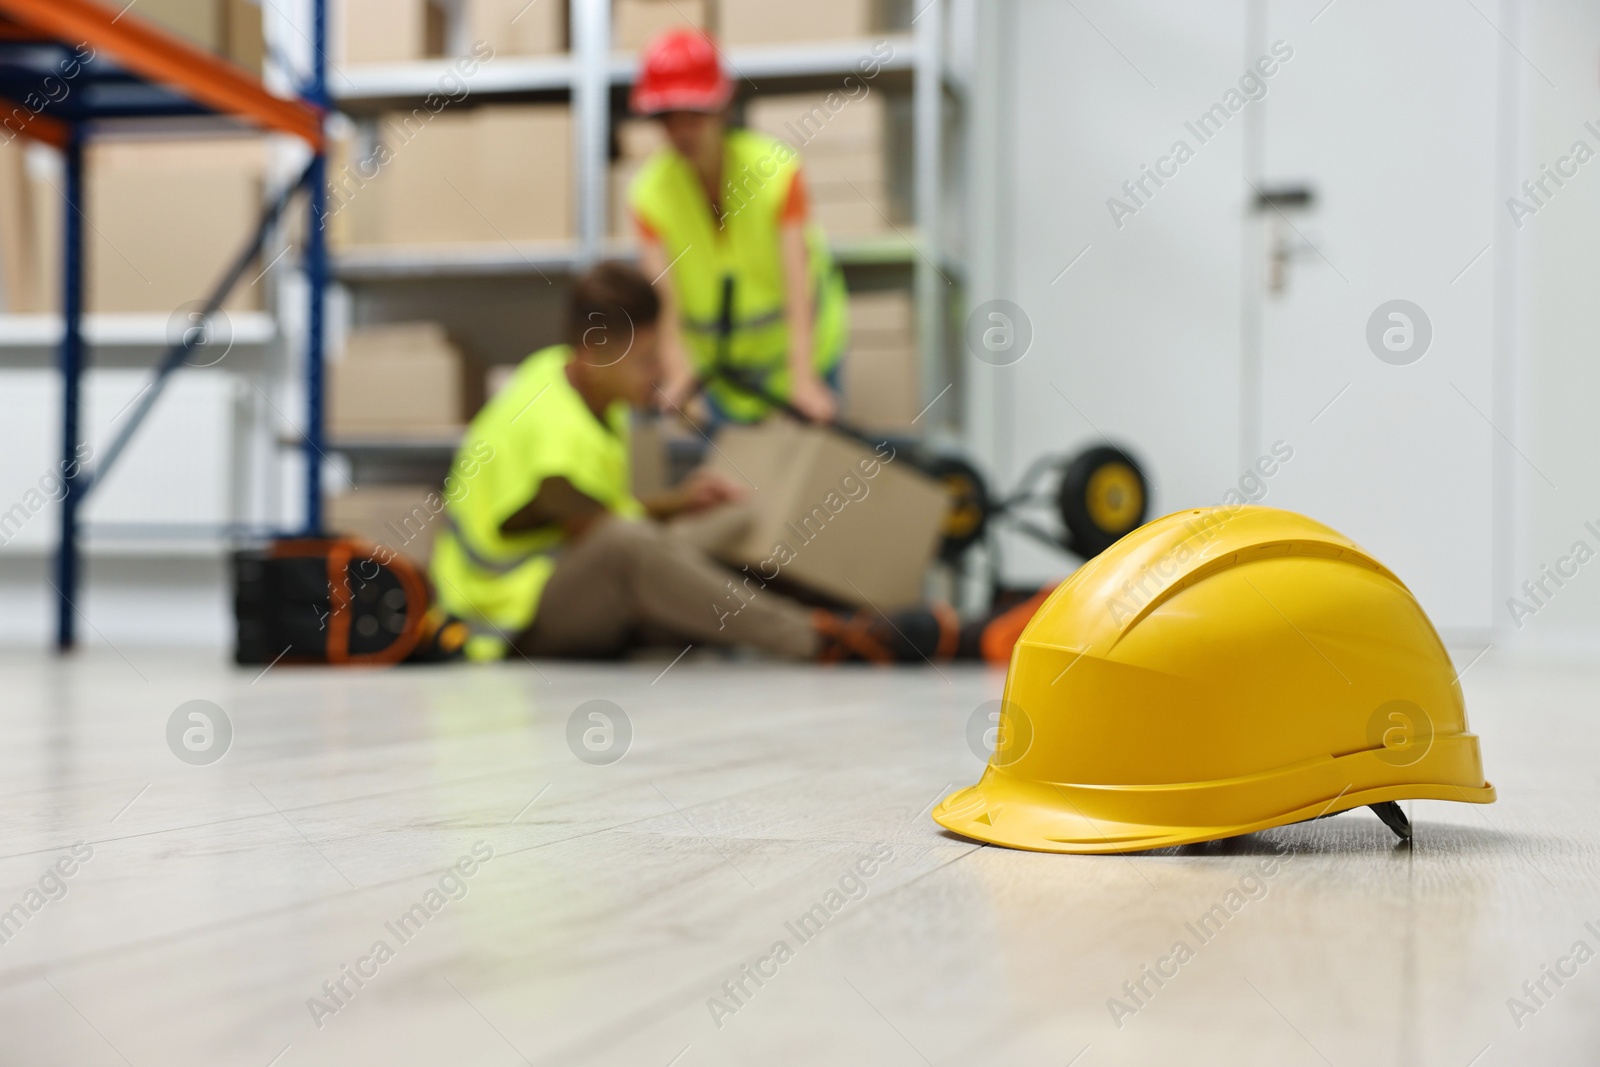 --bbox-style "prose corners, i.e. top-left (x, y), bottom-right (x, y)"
top-left (514, 515), bottom-right (818, 660)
